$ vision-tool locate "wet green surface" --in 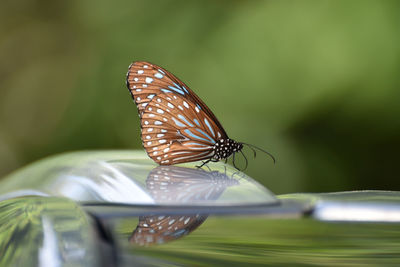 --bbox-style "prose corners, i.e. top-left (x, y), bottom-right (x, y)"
top-left (1, 151), bottom-right (400, 266)
top-left (117, 216), bottom-right (400, 266)
top-left (0, 197), bottom-right (99, 267)
top-left (1, 195), bottom-right (400, 266)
